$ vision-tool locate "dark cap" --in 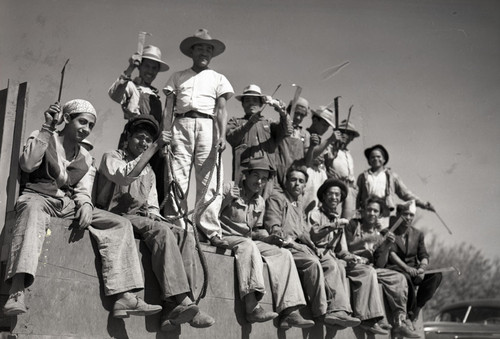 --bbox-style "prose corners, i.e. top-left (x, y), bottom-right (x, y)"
top-left (242, 158), bottom-right (275, 173)
top-left (125, 115), bottom-right (160, 138)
